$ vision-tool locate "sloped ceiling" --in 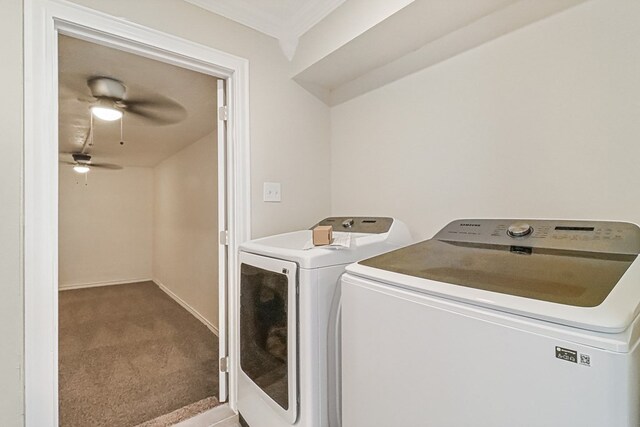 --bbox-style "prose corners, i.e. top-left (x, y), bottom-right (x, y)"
top-left (183, 0), bottom-right (587, 106)
top-left (293, 0), bottom-right (588, 105)
top-left (58, 35), bottom-right (219, 168)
